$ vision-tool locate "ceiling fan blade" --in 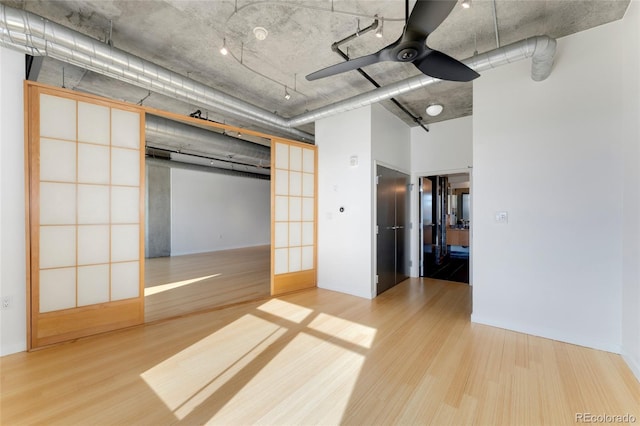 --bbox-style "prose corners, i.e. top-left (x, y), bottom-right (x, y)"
top-left (306, 51), bottom-right (382, 81)
top-left (414, 50), bottom-right (480, 82)
top-left (405, 0), bottom-right (458, 37)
